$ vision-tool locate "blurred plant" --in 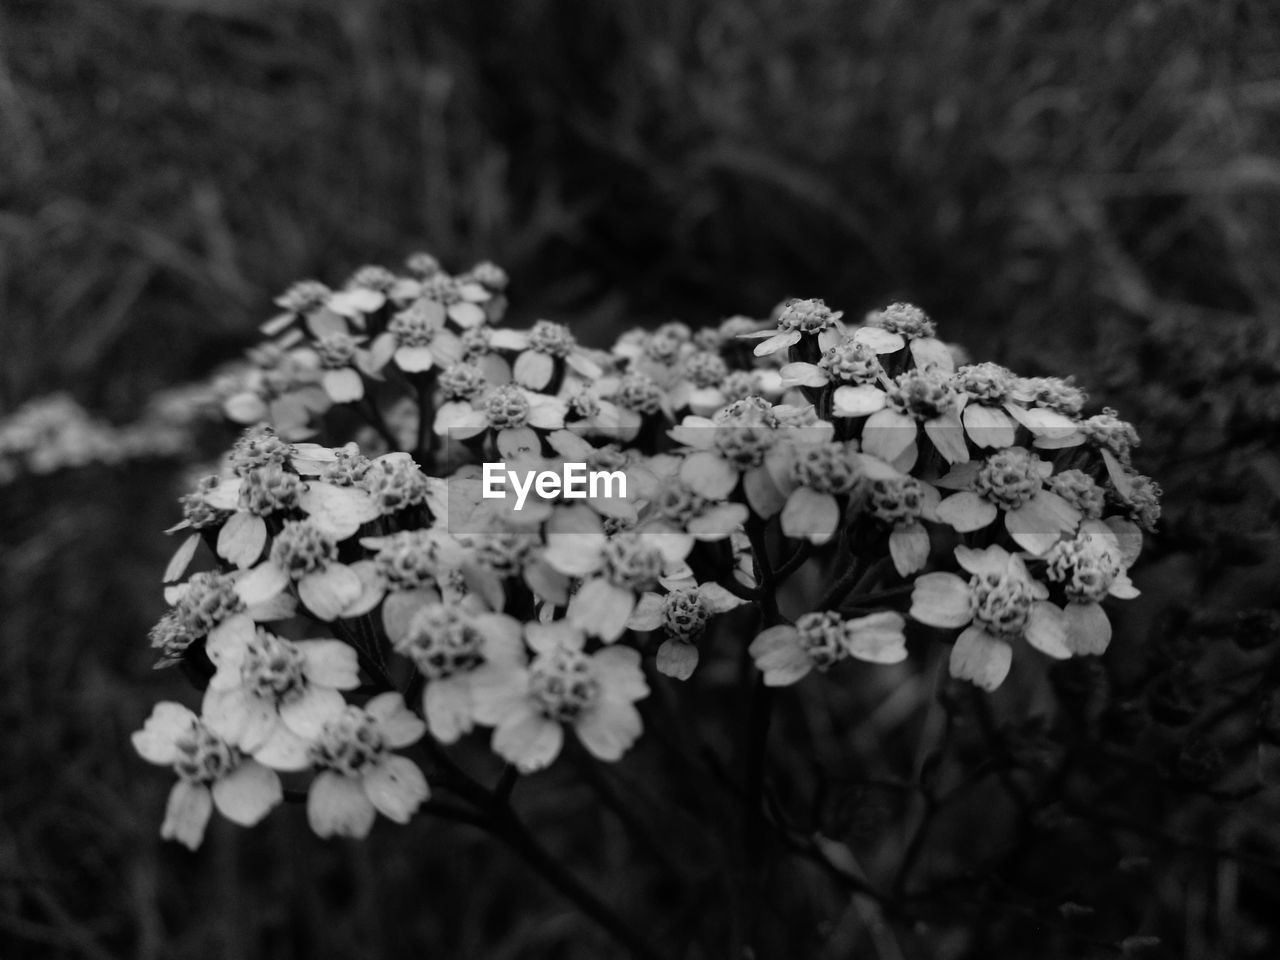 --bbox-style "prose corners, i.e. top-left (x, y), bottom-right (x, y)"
top-left (134, 252), bottom-right (1172, 957)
